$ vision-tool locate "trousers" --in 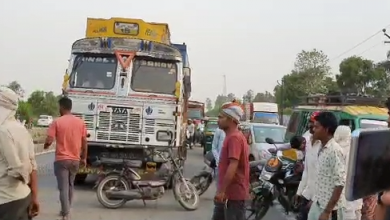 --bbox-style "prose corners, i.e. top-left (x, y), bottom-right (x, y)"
top-left (0, 193), bottom-right (31, 220)
top-left (212, 200), bottom-right (246, 220)
top-left (54, 160), bottom-right (80, 216)
top-left (308, 201), bottom-right (344, 220)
